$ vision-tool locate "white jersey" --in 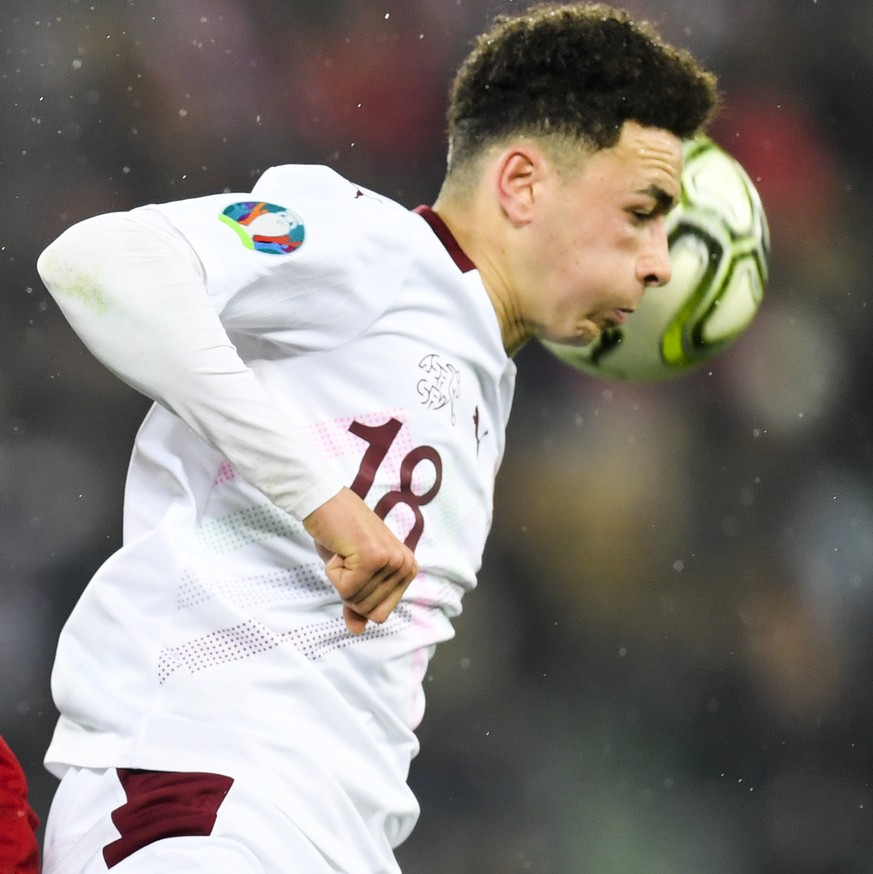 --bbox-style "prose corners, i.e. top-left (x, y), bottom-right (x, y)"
top-left (44, 166), bottom-right (515, 871)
